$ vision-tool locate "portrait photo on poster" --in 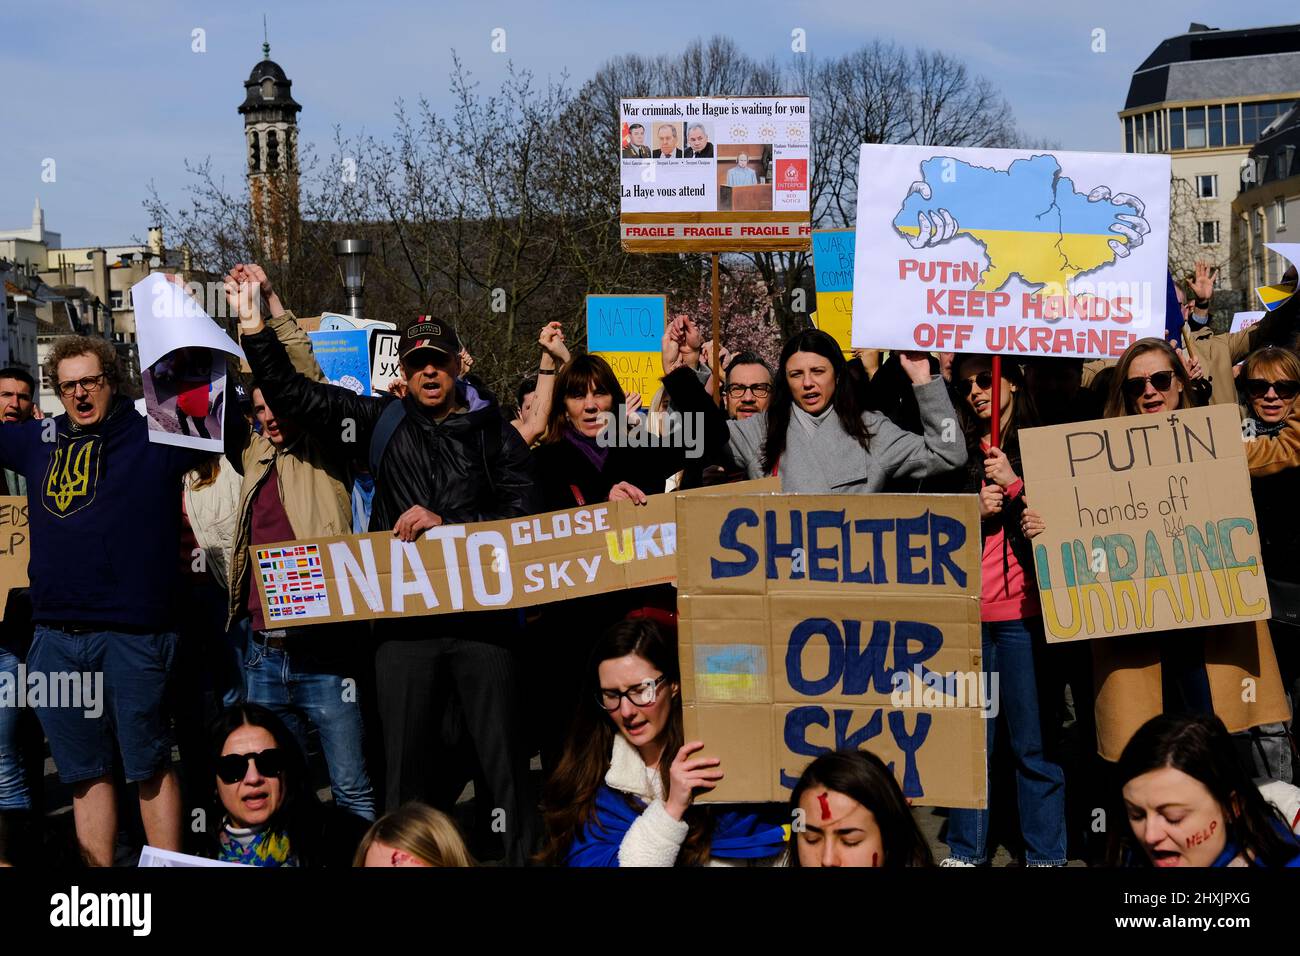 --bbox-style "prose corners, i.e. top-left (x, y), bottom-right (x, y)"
top-left (141, 349), bottom-right (226, 453)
